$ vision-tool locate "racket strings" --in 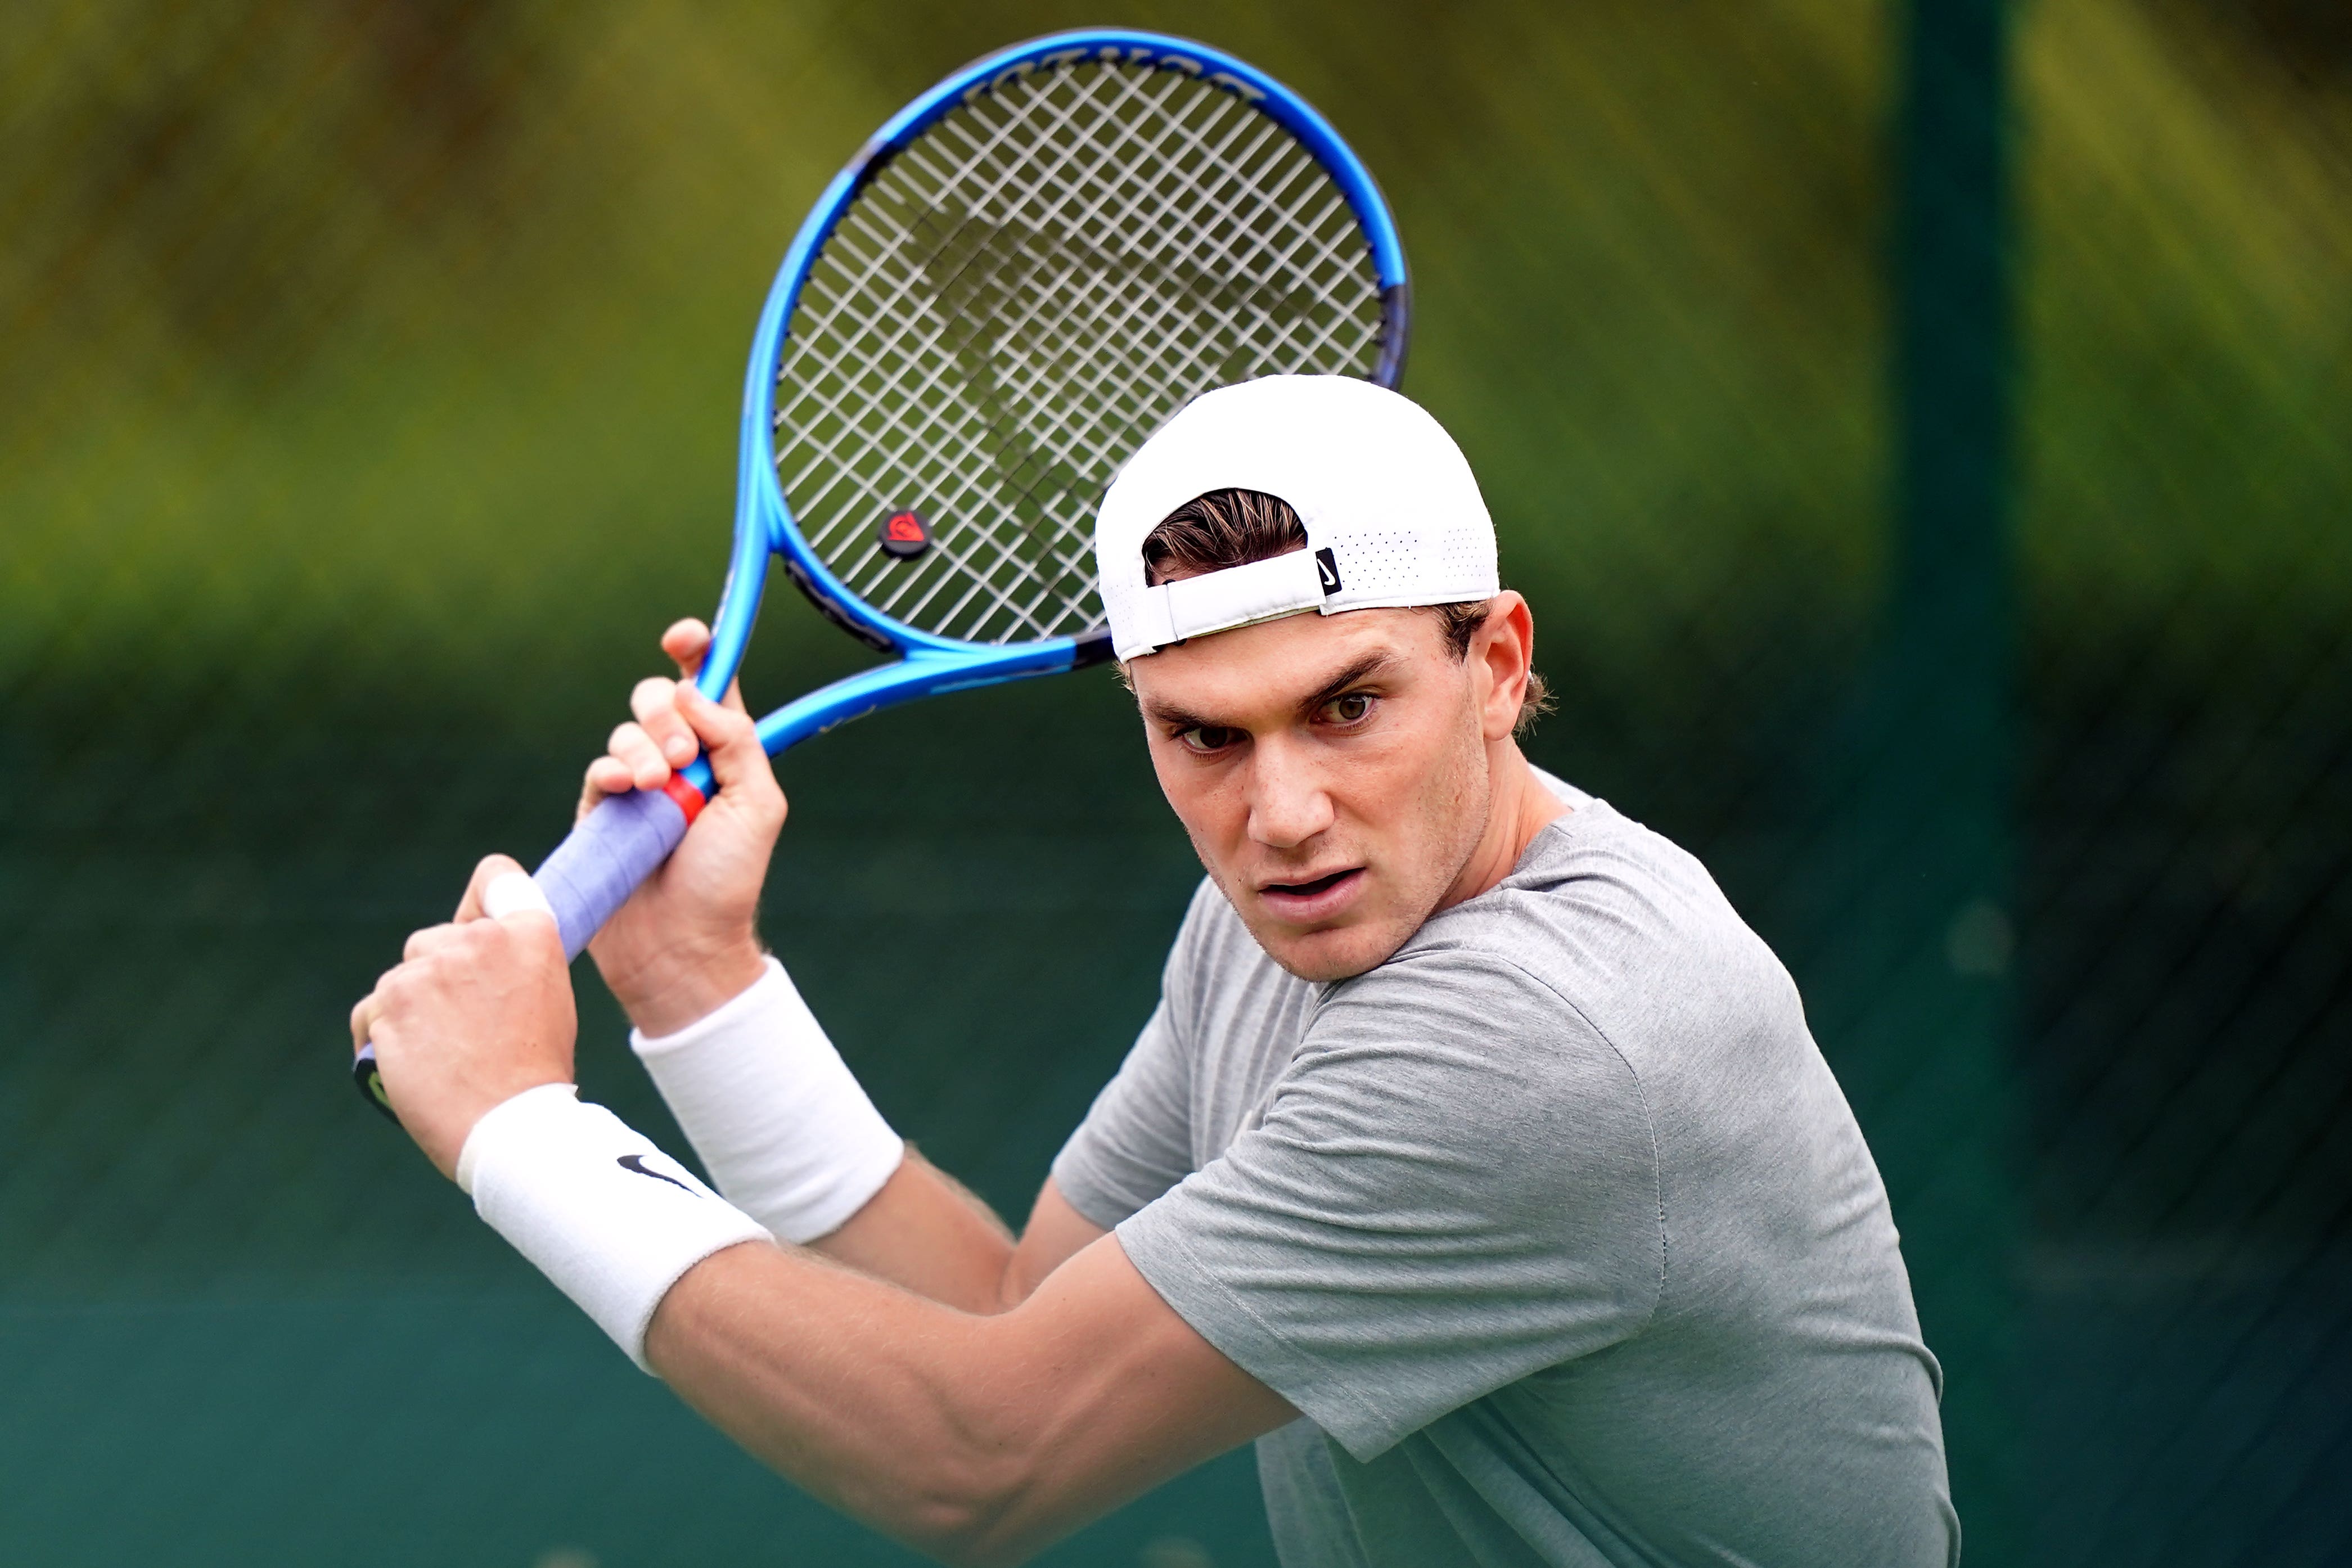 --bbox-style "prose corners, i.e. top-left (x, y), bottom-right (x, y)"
top-left (791, 89), bottom-right (1322, 643)
top-left (799, 67), bottom-right (1358, 637)
top-left (773, 56), bottom-right (1386, 646)
top-left (823, 67), bottom-right (1222, 636)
